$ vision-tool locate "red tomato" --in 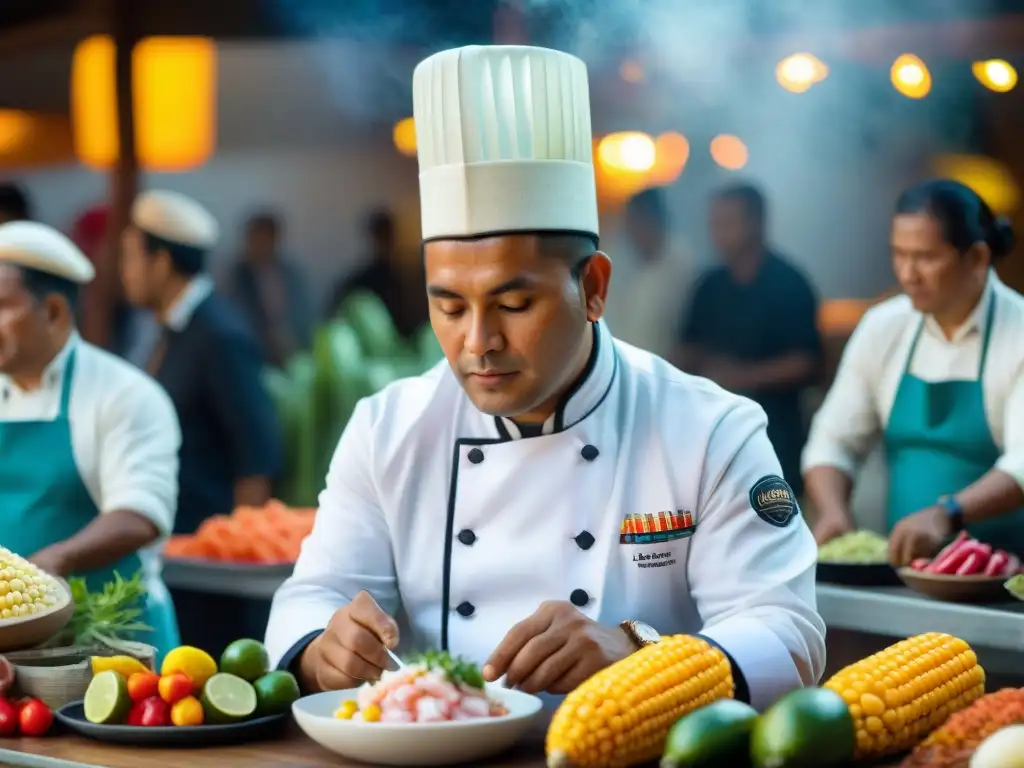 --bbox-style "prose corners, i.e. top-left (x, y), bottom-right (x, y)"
top-left (0, 698), bottom-right (18, 737)
top-left (139, 696), bottom-right (170, 727)
top-left (158, 674), bottom-right (193, 705)
top-left (127, 672), bottom-right (161, 703)
top-left (127, 702), bottom-right (146, 727)
top-left (18, 700), bottom-right (52, 737)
